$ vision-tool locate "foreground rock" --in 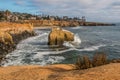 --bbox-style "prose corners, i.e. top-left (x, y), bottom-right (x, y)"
top-left (0, 22), bottom-right (35, 63)
top-left (48, 27), bottom-right (74, 46)
top-left (0, 63), bottom-right (119, 80)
